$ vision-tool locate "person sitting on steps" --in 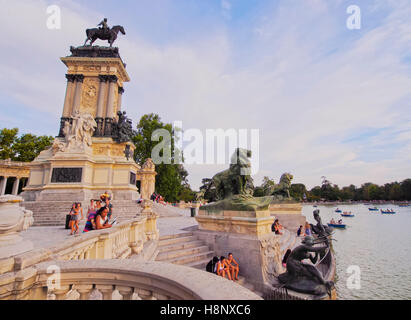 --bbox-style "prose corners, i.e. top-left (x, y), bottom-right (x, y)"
top-left (226, 253), bottom-right (240, 281)
top-left (216, 256), bottom-right (232, 280)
